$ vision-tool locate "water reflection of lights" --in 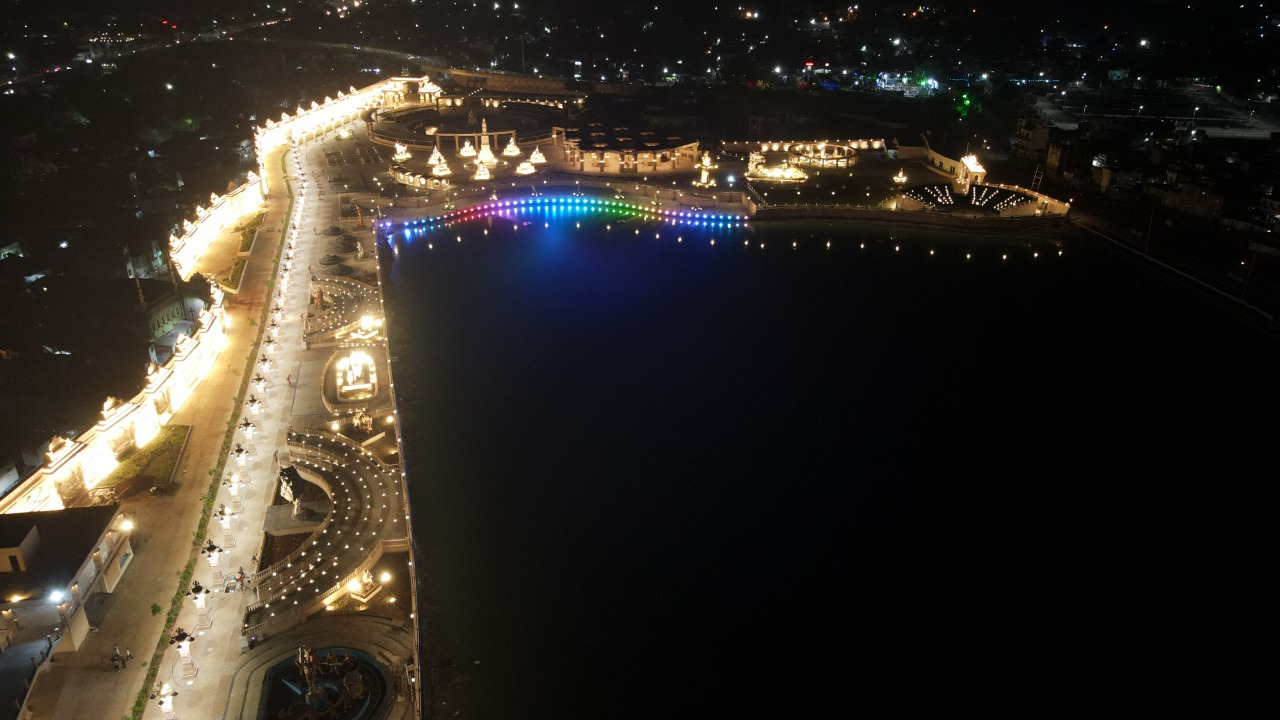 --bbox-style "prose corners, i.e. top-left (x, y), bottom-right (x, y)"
top-left (384, 198), bottom-right (1064, 266)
